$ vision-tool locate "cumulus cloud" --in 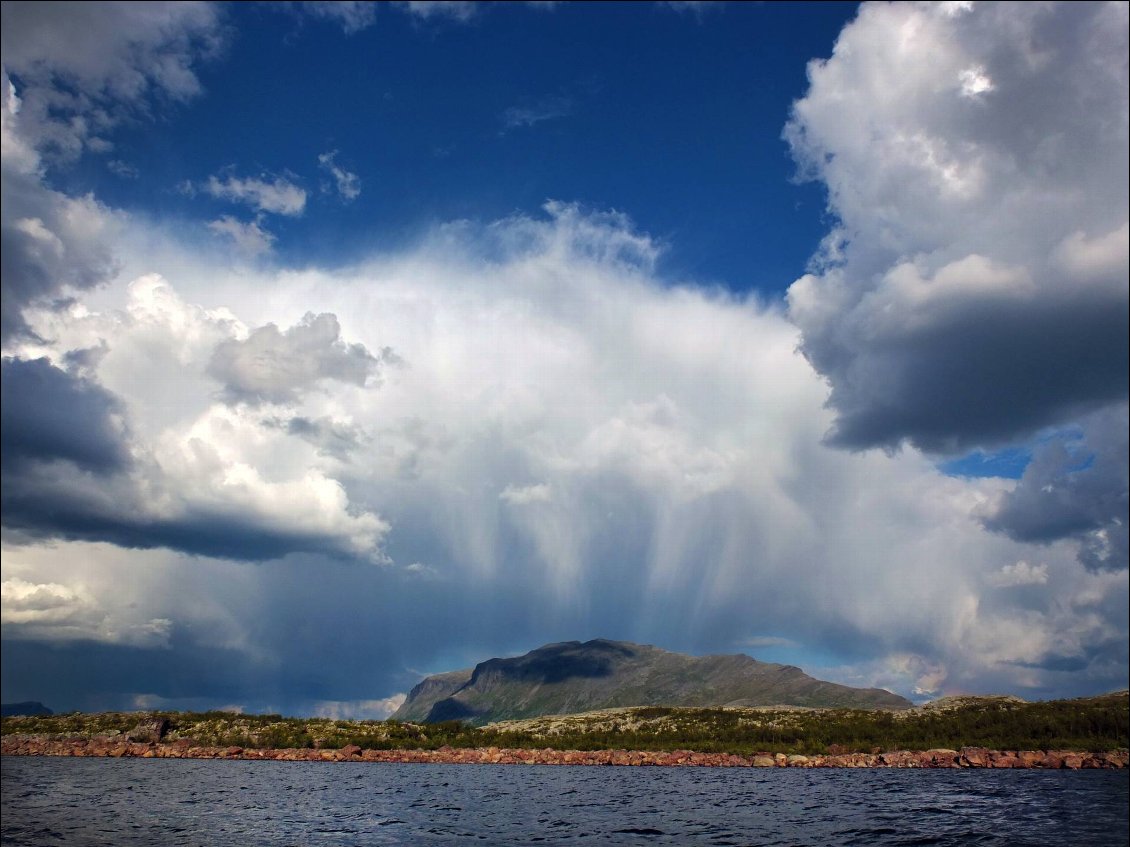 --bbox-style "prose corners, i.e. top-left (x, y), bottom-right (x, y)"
top-left (784, 1), bottom-right (1128, 454)
top-left (208, 312), bottom-right (388, 405)
top-left (204, 173), bottom-right (307, 216)
top-left (0, 0), bottom-right (223, 159)
top-left (317, 150), bottom-right (361, 201)
top-left (3, 279), bottom-right (389, 563)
